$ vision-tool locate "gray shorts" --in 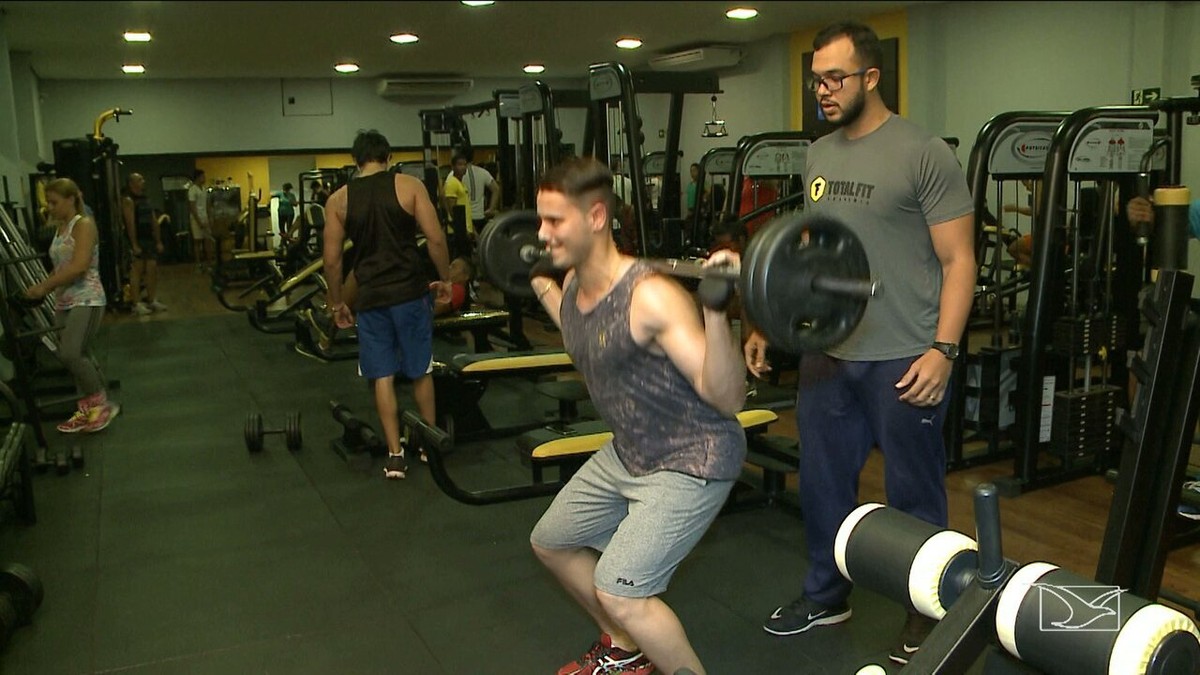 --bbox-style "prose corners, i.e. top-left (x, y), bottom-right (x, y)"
top-left (529, 442), bottom-right (734, 598)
